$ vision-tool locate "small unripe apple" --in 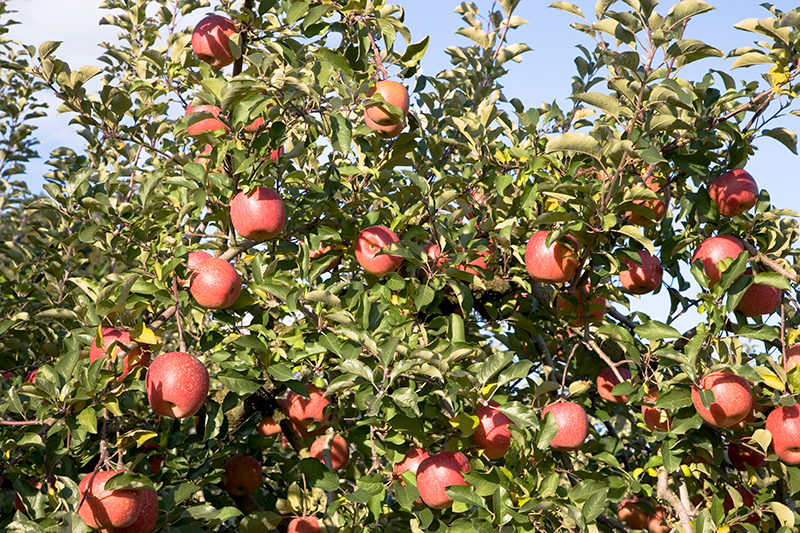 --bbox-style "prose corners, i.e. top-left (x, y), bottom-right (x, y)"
top-left (691, 371), bottom-right (753, 428)
top-left (365, 81), bottom-right (410, 126)
top-left (709, 169), bottom-right (759, 217)
top-left (626, 176), bottom-right (667, 226)
top-left (416, 451), bottom-right (471, 509)
top-left (310, 435), bottom-right (350, 471)
top-left (355, 225), bottom-right (403, 276)
top-left (617, 498), bottom-right (649, 530)
top-left (541, 402), bottom-right (588, 451)
top-left (596, 367), bottom-right (632, 404)
top-left (146, 351), bottom-right (209, 418)
top-left (78, 470), bottom-right (144, 529)
top-left (230, 186), bottom-right (286, 241)
top-left (223, 454), bottom-right (262, 496)
top-left (191, 15), bottom-right (239, 69)
top-left (185, 102), bottom-right (229, 136)
top-left (692, 235), bottom-right (745, 288)
top-left (470, 402), bottom-right (515, 459)
top-left (619, 250), bottom-right (663, 294)
top-left (189, 257), bottom-right (242, 309)
top-left (766, 403), bottom-right (800, 464)
top-left (735, 268), bottom-right (782, 317)
top-left (727, 442), bottom-right (766, 470)
top-left (287, 516), bottom-right (321, 533)
top-left (89, 327), bottom-right (151, 381)
top-left (556, 285), bottom-right (606, 327)
top-left (524, 230), bottom-right (579, 284)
